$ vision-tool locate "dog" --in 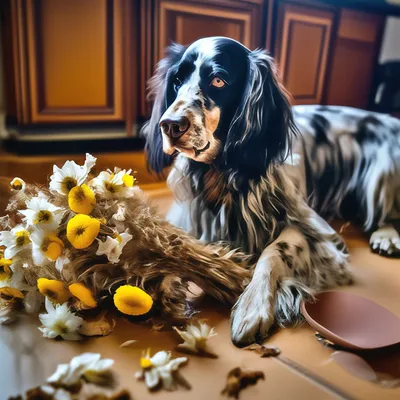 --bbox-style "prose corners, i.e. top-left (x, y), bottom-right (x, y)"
top-left (142, 37), bottom-right (400, 346)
